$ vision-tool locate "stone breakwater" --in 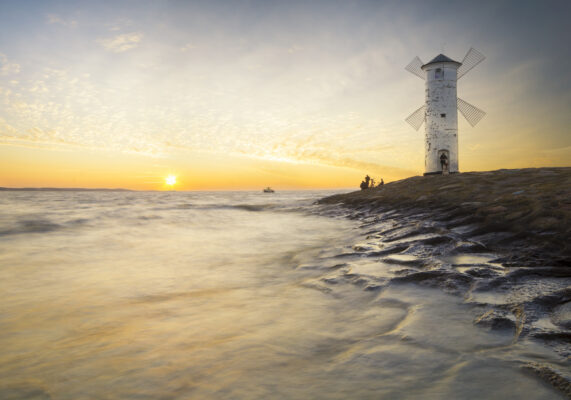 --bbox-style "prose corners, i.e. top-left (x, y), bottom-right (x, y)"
top-left (318, 167), bottom-right (571, 397)
top-left (320, 168), bottom-right (570, 266)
